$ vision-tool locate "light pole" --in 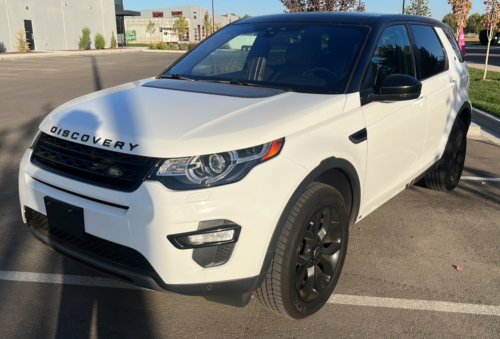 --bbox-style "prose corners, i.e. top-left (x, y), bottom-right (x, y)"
top-left (417, 0), bottom-right (422, 16)
top-left (402, 0), bottom-right (405, 14)
top-left (212, 0), bottom-right (215, 34)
